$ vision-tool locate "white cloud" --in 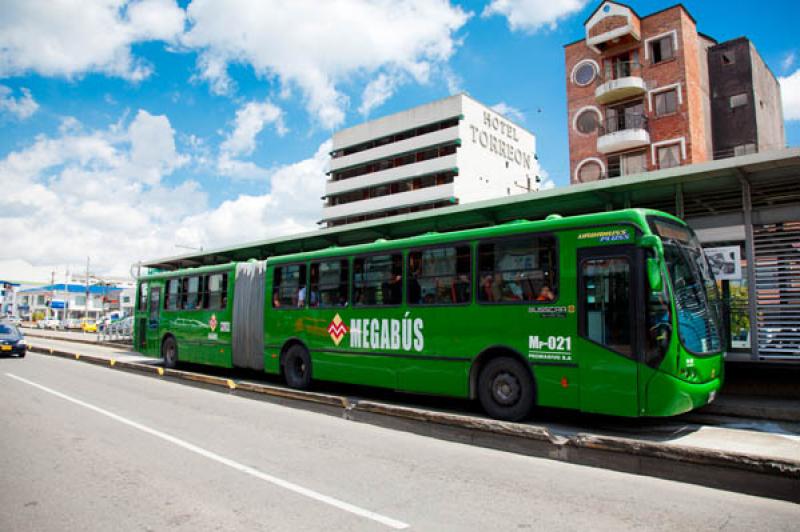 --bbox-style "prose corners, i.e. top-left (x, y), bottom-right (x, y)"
top-left (483, 0), bottom-right (589, 33)
top-left (182, 0), bottom-right (469, 128)
top-left (491, 102), bottom-right (526, 123)
top-left (0, 0), bottom-right (185, 81)
top-left (175, 141), bottom-right (331, 252)
top-left (216, 99), bottom-right (286, 180)
top-left (0, 110), bottom-right (199, 279)
top-left (780, 69), bottom-right (800, 121)
top-left (781, 51), bottom-right (796, 73)
top-left (220, 100), bottom-right (286, 158)
top-left (359, 72), bottom-right (406, 116)
top-left (0, 85), bottom-right (38, 119)
top-left (0, 112), bottom-right (331, 281)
